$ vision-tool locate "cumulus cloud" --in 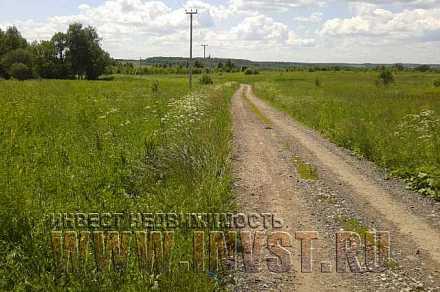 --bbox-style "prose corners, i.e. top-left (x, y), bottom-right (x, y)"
top-left (287, 32), bottom-right (316, 46)
top-left (348, 0), bottom-right (440, 9)
top-left (0, 0), bottom-right (316, 58)
top-left (1, 0), bottom-right (440, 62)
top-left (321, 6), bottom-right (440, 41)
top-left (294, 12), bottom-right (323, 23)
top-left (230, 0), bottom-right (326, 12)
top-left (232, 15), bottom-right (288, 42)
